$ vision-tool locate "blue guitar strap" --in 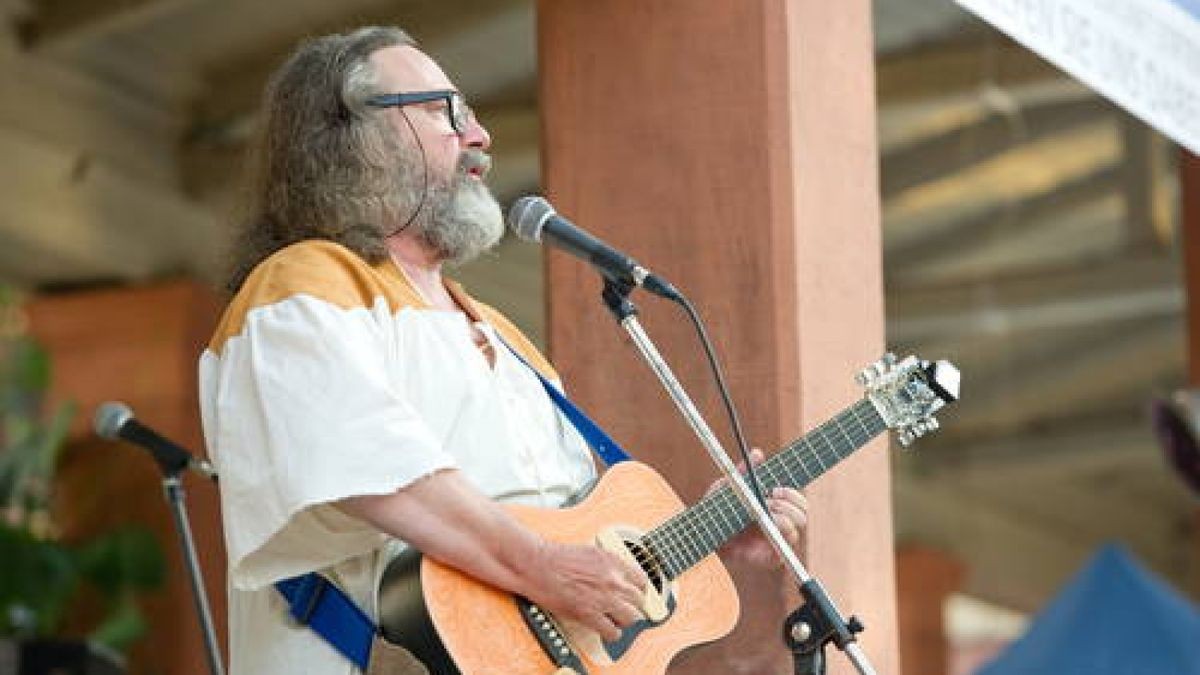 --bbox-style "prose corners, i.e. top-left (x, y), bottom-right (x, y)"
top-left (274, 573), bottom-right (374, 670)
top-left (498, 336), bottom-right (633, 466)
top-left (275, 334), bottom-right (631, 670)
